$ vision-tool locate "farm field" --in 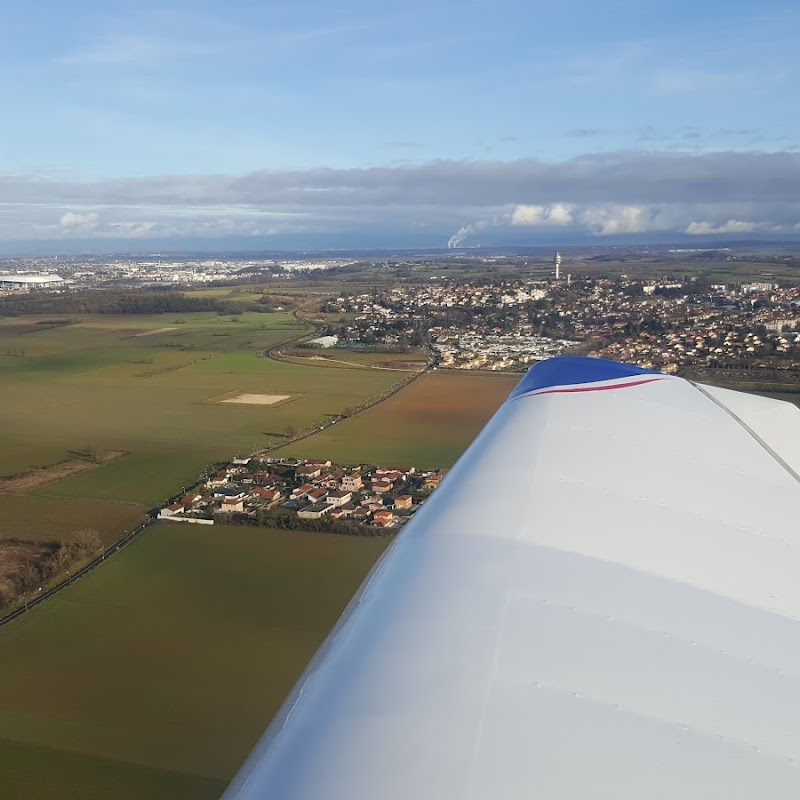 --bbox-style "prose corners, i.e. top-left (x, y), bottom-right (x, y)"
top-left (281, 347), bottom-right (428, 371)
top-left (0, 524), bottom-right (390, 800)
top-left (0, 496), bottom-right (145, 547)
top-left (0, 312), bottom-right (405, 538)
top-left (277, 370), bottom-right (519, 467)
top-left (0, 312), bottom-right (519, 798)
